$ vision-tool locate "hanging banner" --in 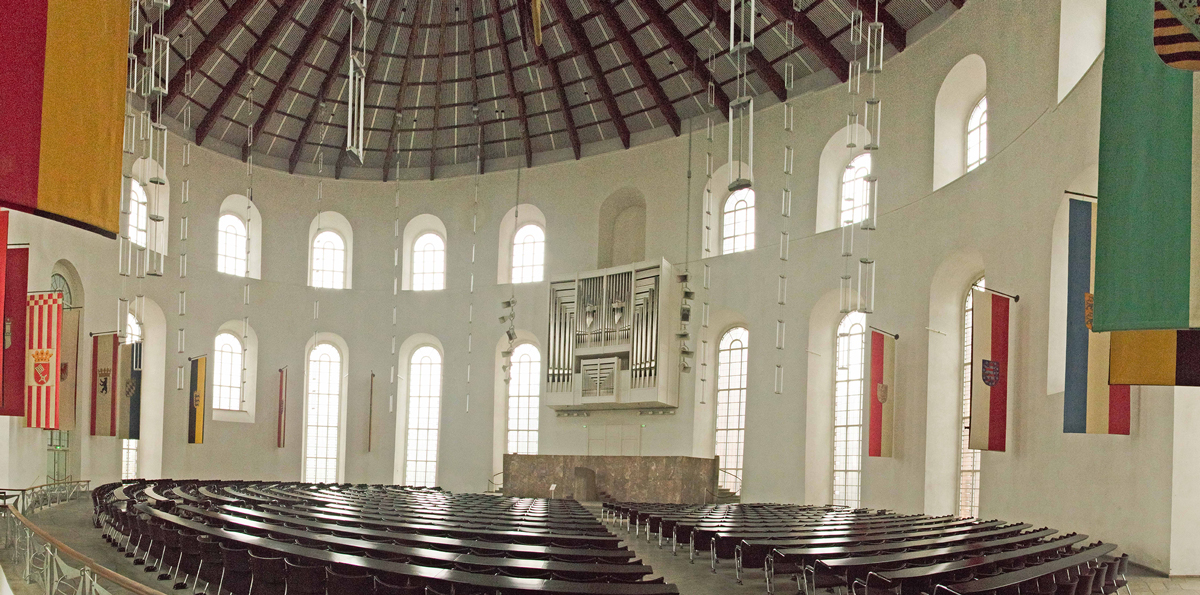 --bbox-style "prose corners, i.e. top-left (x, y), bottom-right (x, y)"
top-left (1, 247), bottom-right (28, 417)
top-left (1155, 2), bottom-right (1200, 71)
top-left (277, 367), bottom-right (287, 448)
top-left (969, 290), bottom-right (1015, 452)
top-left (58, 308), bottom-right (79, 431)
top-left (117, 342), bottom-right (141, 440)
top-left (24, 291), bottom-right (62, 429)
top-left (1063, 198), bottom-right (1132, 435)
top-left (866, 330), bottom-right (896, 457)
top-left (90, 332), bottom-right (119, 436)
top-left (188, 356), bottom-right (206, 444)
top-left (0, 0), bottom-right (126, 237)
